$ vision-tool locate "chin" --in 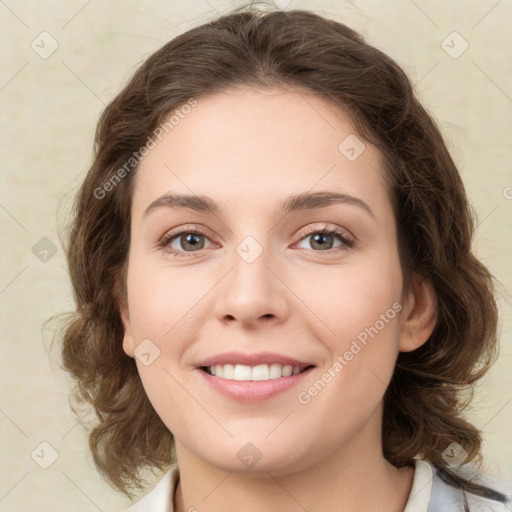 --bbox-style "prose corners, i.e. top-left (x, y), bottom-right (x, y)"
top-left (196, 440), bottom-right (313, 476)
